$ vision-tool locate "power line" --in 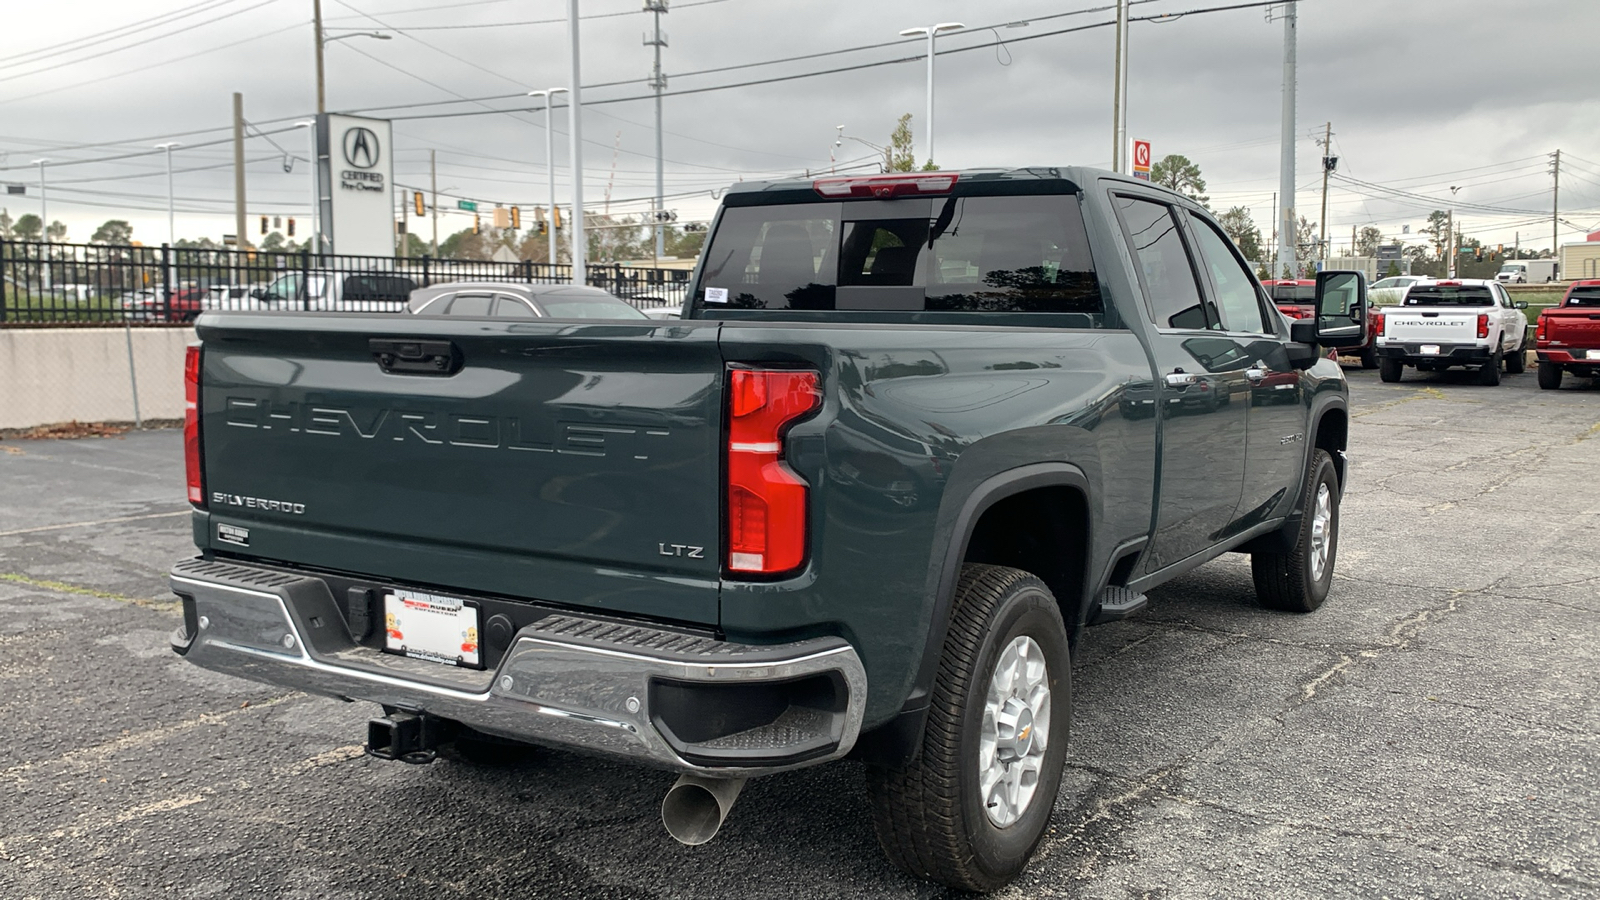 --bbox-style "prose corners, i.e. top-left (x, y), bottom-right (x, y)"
top-left (351, 0), bottom-right (735, 30)
top-left (0, 0), bottom-right (245, 69)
